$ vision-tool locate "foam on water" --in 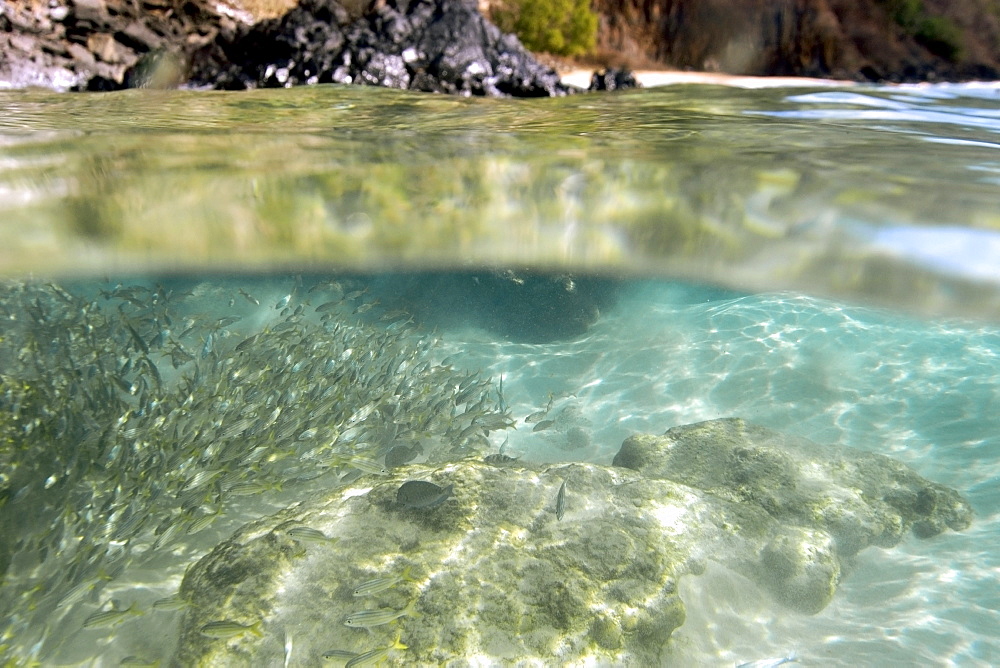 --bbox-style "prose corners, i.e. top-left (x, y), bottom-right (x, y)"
top-left (440, 280), bottom-right (1000, 666)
